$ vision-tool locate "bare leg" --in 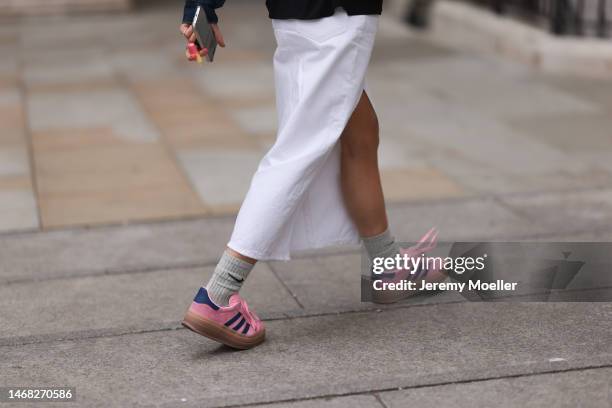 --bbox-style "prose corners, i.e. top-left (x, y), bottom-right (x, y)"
top-left (340, 91), bottom-right (388, 237)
